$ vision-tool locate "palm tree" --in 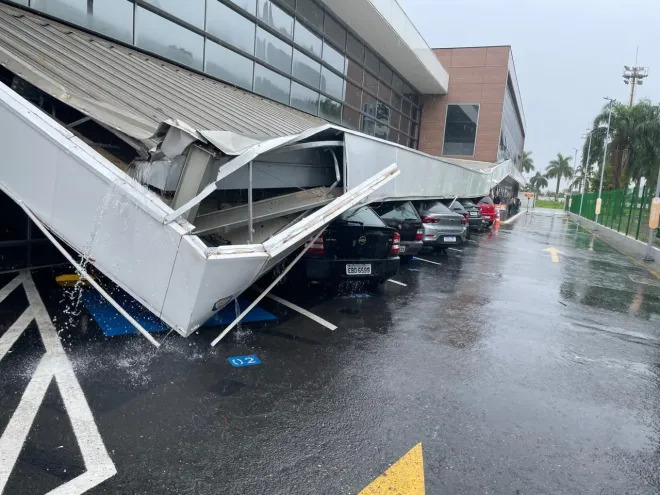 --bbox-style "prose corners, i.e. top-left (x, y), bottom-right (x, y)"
top-left (546, 153), bottom-right (574, 202)
top-left (570, 164), bottom-right (591, 192)
top-left (529, 171), bottom-right (548, 193)
top-left (522, 151), bottom-right (535, 174)
top-left (589, 100), bottom-right (660, 190)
